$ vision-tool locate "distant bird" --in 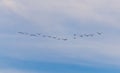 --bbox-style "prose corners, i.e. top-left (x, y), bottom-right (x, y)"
top-left (18, 32), bottom-right (24, 34)
top-left (42, 35), bottom-right (46, 37)
top-left (73, 34), bottom-right (77, 36)
top-left (84, 34), bottom-right (89, 37)
top-left (37, 33), bottom-right (41, 35)
top-left (73, 37), bottom-right (76, 39)
top-left (73, 34), bottom-right (77, 39)
top-left (48, 36), bottom-right (52, 38)
top-left (53, 37), bottom-right (57, 39)
top-left (97, 32), bottom-right (102, 35)
top-left (89, 34), bottom-right (94, 37)
top-left (30, 34), bottom-right (37, 37)
top-left (24, 32), bottom-right (29, 35)
top-left (62, 38), bottom-right (68, 41)
top-left (79, 35), bottom-right (83, 37)
top-left (18, 32), bottom-right (29, 35)
top-left (57, 38), bottom-right (61, 40)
